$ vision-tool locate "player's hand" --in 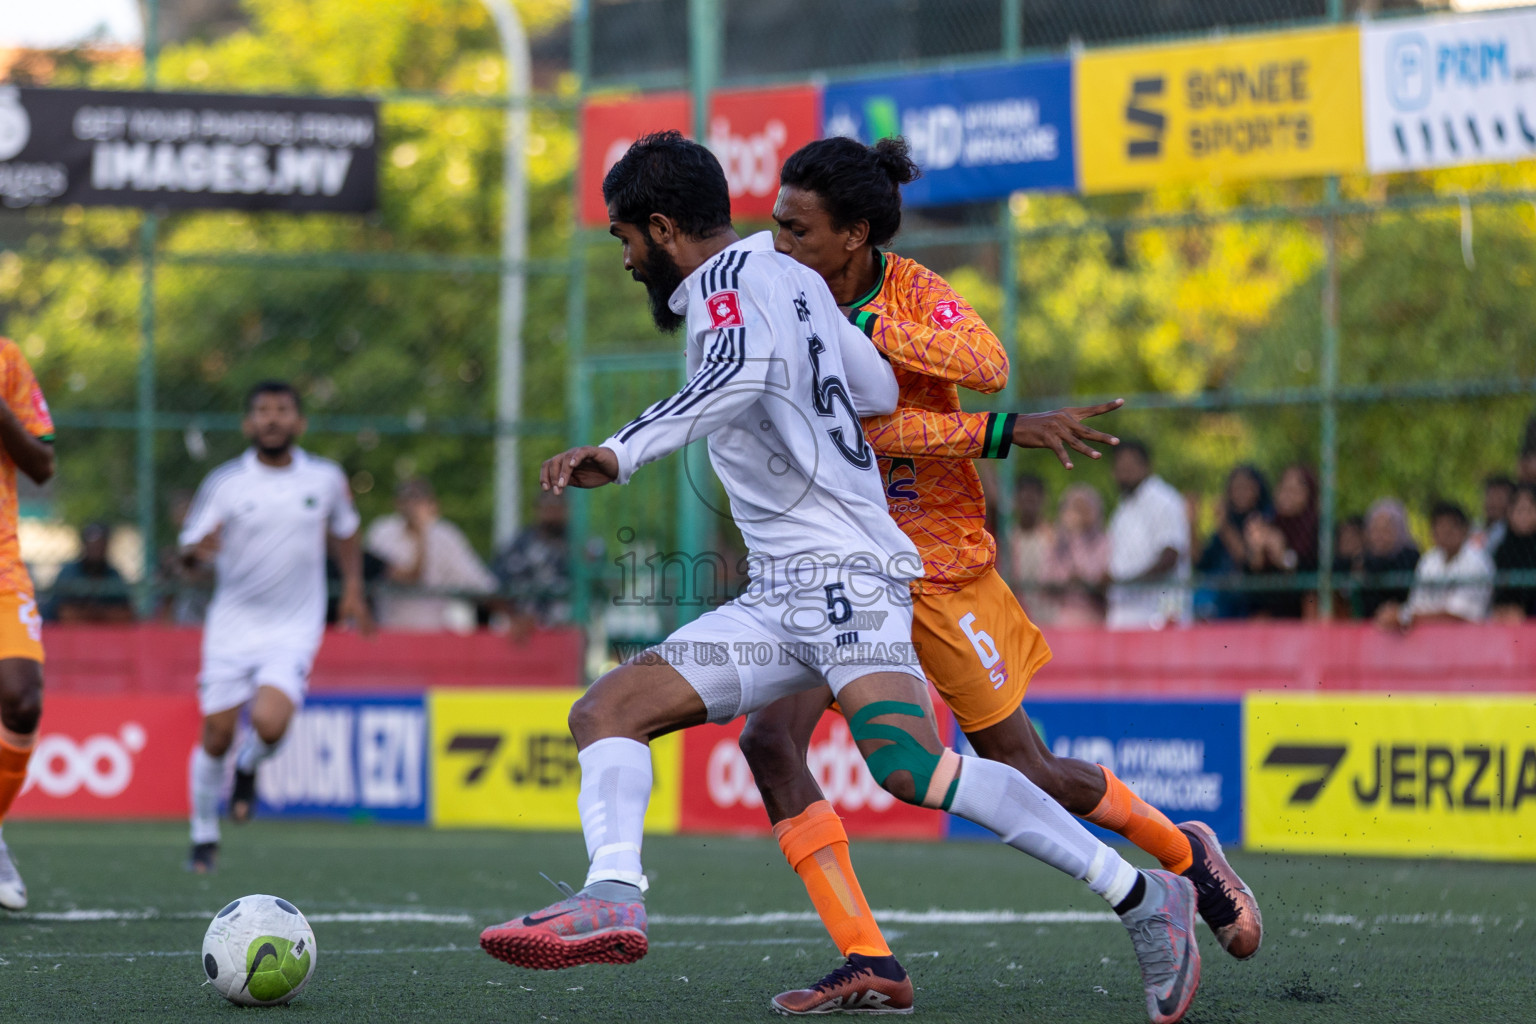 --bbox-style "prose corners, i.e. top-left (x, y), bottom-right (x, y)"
top-left (539, 446), bottom-right (619, 495)
top-left (184, 526), bottom-right (222, 567)
top-left (338, 584), bottom-right (375, 637)
top-left (1009, 399), bottom-right (1123, 470)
